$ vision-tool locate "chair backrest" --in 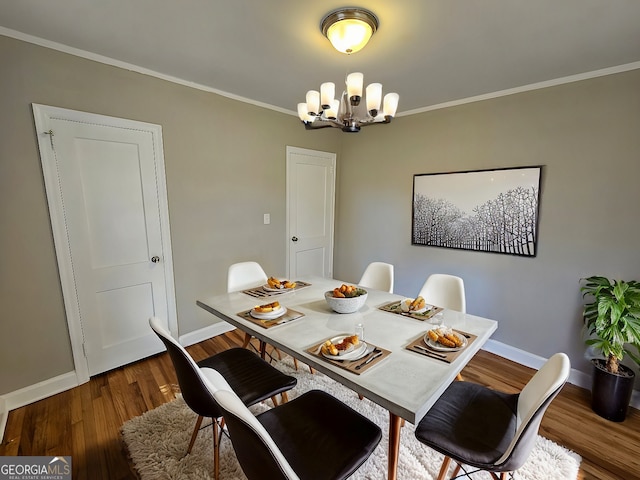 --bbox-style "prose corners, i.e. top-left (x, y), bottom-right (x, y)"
top-left (149, 317), bottom-right (222, 418)
top-left (227, 261), bottom-right (269, 293)
top-left (495, 352), bottom-right (570, 470)
top-left (418, 273), bottom-right (466, 313)
top-left (358, 262), bottom-right (394, 293)
top-left (201, 367), bottom-right (299, 480)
